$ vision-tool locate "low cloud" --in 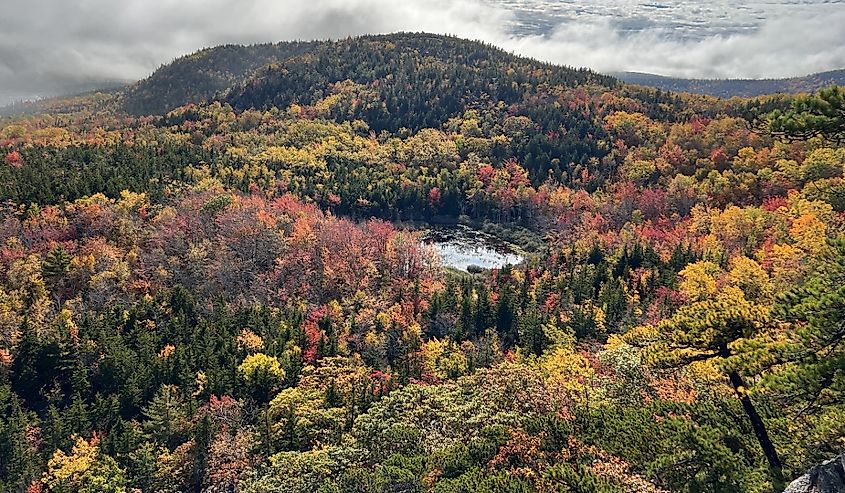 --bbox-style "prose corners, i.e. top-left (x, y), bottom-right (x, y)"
top-left (508, 8), bottom-right (845, 79)
top-left (1, 0), bottom-right (843, 104)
